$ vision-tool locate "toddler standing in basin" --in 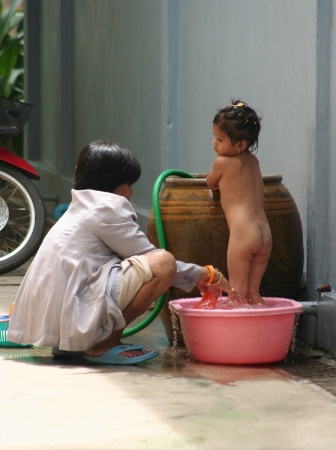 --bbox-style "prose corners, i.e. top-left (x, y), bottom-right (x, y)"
top-left (206, 100), bottom-right (272, 304)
